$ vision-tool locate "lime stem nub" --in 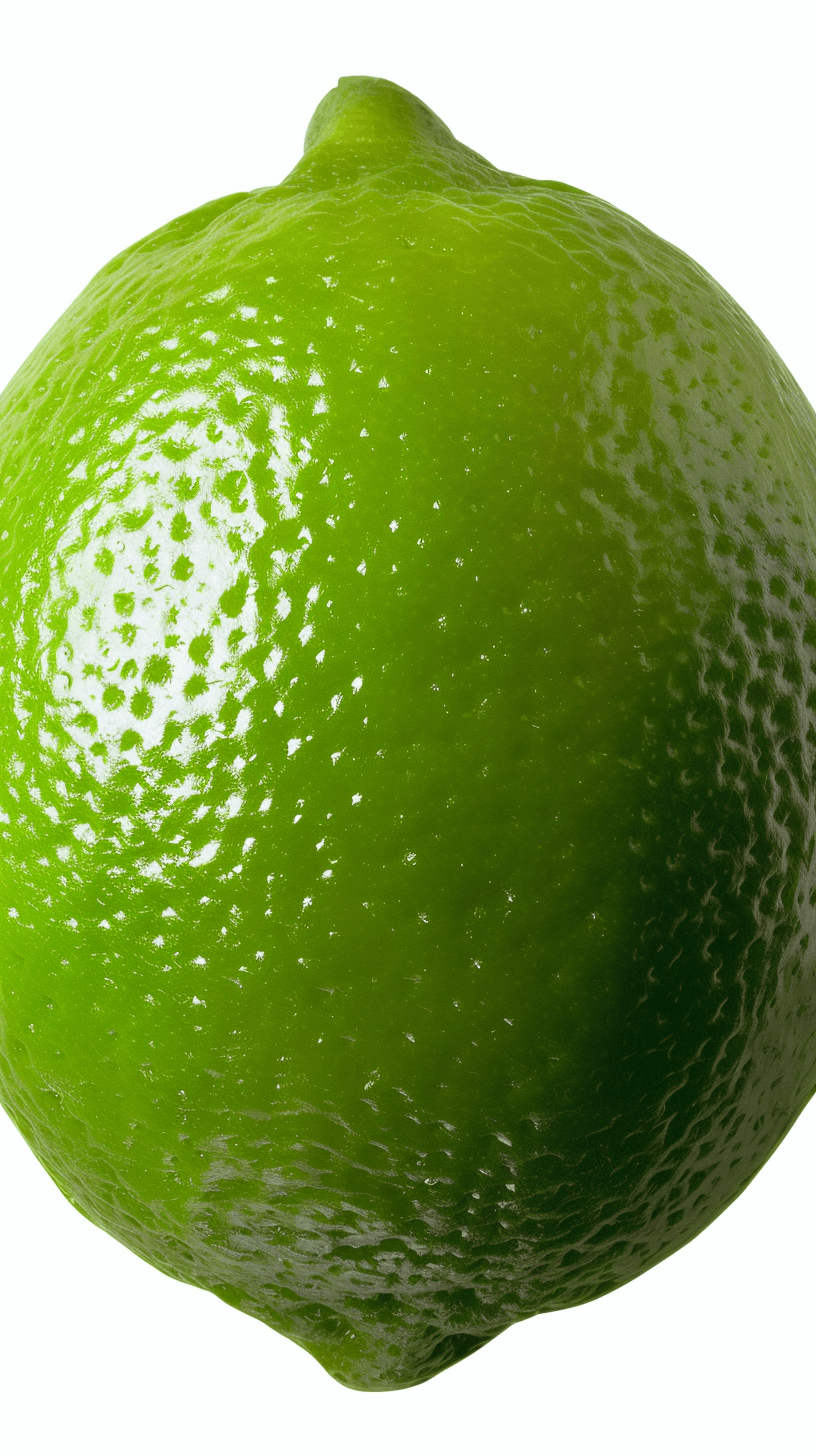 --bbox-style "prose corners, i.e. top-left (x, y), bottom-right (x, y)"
top-left (303, 76), bottom-right (458, 156)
